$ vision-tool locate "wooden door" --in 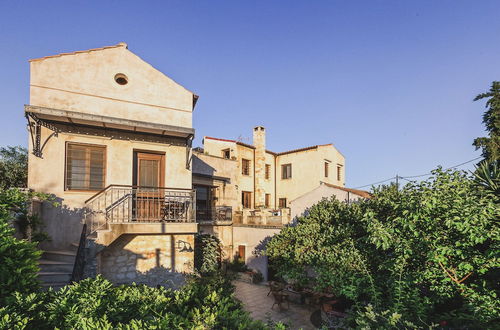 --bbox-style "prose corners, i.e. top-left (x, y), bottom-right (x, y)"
top-left (134, 152), bottom-right (165, 221)
top-left (238, 245), bottom-right (246, 263)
